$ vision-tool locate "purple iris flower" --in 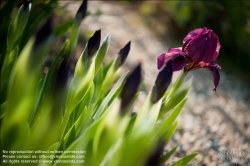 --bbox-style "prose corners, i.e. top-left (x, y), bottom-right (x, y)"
top-left (157, 27), bottom-right (221, 91)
